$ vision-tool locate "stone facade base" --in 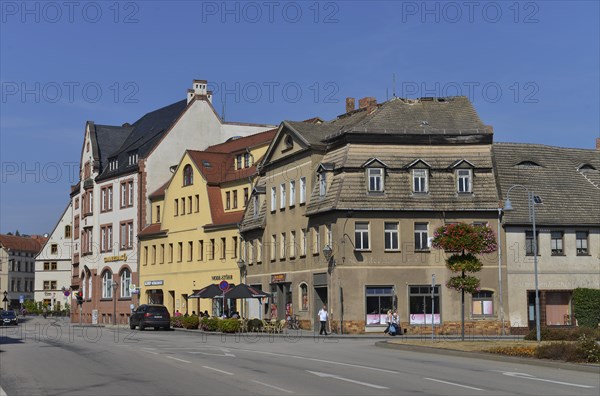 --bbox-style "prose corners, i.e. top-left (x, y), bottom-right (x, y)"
top-left (331, 320), bottom-right (510, 335)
